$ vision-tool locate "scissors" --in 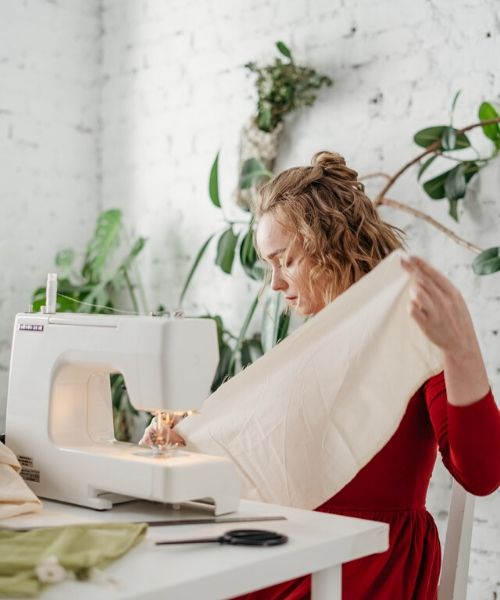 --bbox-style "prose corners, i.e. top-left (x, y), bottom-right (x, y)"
top-left (155, 528), bottom-right (288, 547)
